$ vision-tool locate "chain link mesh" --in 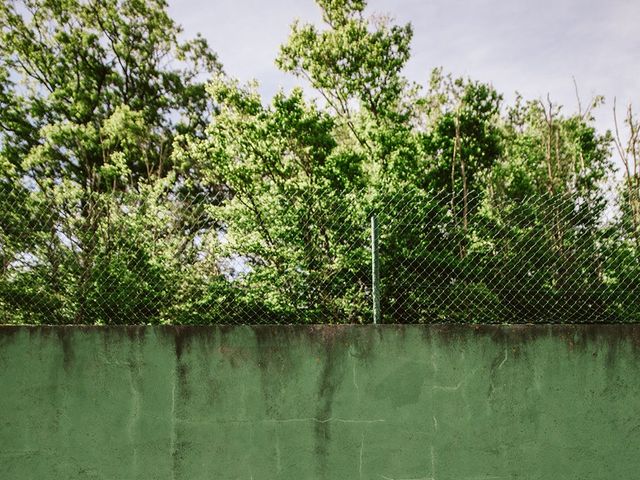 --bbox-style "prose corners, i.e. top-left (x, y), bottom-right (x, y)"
top-left (1, 185), bottom-right (639, 324)
top-left (375, 188), bottom-right (639, 324)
